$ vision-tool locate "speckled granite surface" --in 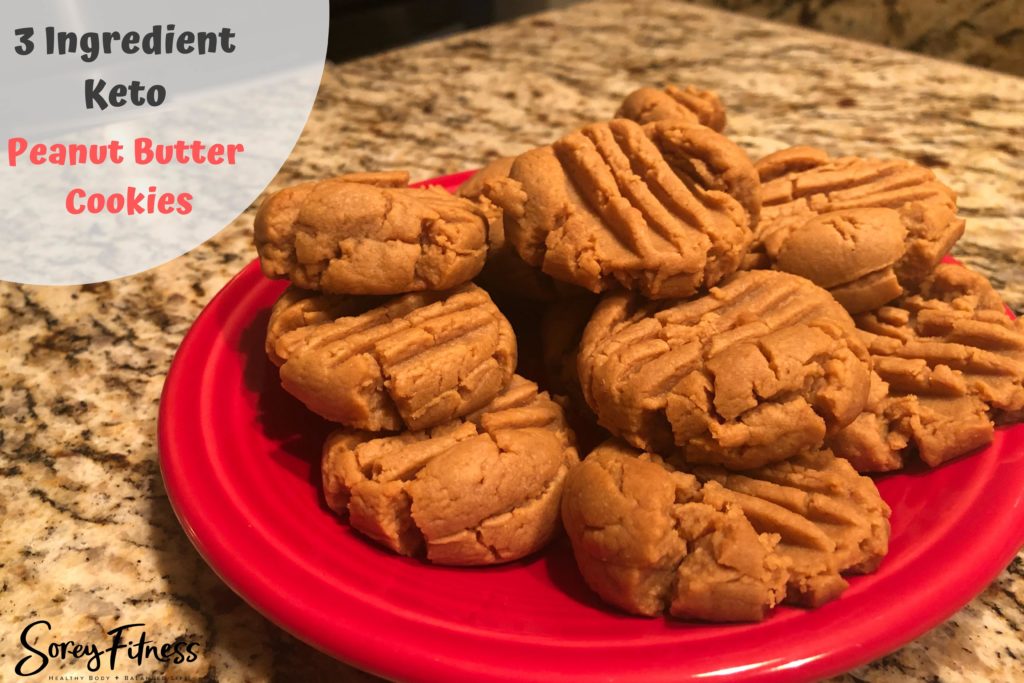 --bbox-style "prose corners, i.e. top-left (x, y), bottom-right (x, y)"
top-left (1, 1), bottom-right (1022, 681)
top-left (686, 0), bottom-right (1024, 76)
